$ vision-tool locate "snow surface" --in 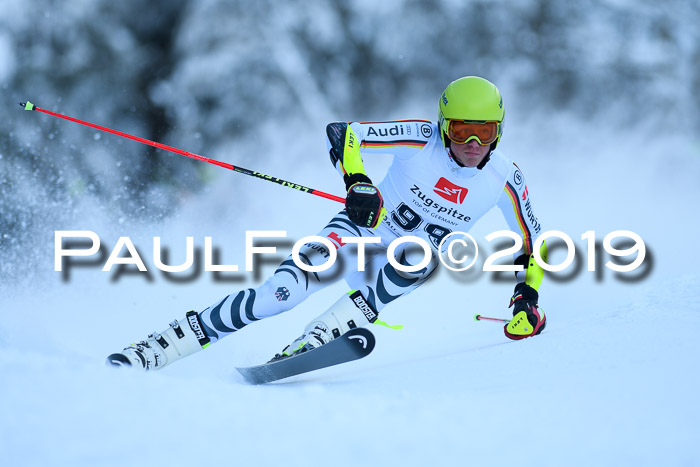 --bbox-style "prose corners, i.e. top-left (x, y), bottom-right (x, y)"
top-left (1, 114), bottom-right (699, 467)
